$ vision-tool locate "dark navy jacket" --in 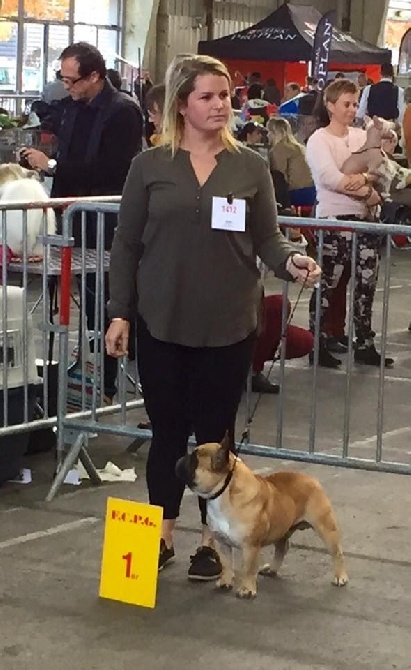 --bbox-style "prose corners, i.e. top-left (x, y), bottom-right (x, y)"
top-left (367, 81), bottom-right (399, 120)
top-left (51, 79), bottom-right (143, 246)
